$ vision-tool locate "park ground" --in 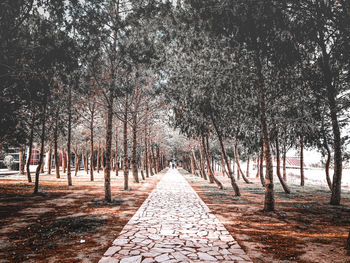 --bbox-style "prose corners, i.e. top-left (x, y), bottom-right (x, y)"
top-left (183, 169), bottom-right (350, 263)
top-left (0, 171), bottom-right (164, 263)
top-left (0, 168), bottom-right (349, 263)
